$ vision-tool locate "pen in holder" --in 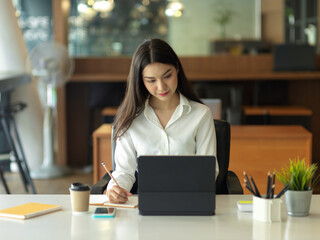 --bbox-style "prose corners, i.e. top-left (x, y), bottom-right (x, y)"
top-left (243, 171), bottom-right (287, 223)
top-left (253, 196), bottom-right (282, 222)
